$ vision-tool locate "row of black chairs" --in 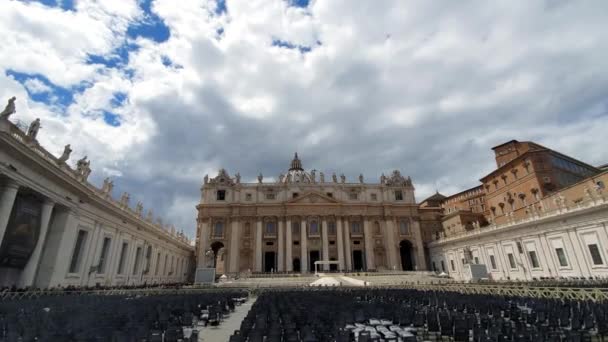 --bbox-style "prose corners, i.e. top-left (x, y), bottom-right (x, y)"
top-left (231, 288), bottom-right (608, 342)
top-left (0, 290), bottom-right (247, 342)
